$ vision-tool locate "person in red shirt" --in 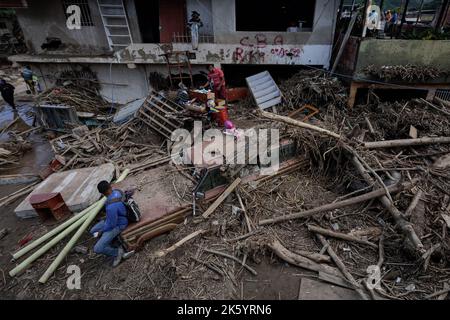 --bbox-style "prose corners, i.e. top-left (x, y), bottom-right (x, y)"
top-left (203, 64), bottom-right (226, 100)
